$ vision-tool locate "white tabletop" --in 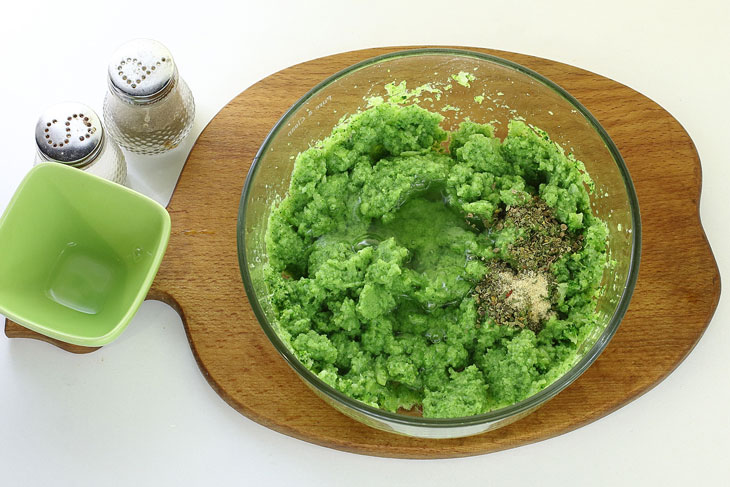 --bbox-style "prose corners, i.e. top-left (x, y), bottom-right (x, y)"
top-left (1, 1), bottom-right (728, 485)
